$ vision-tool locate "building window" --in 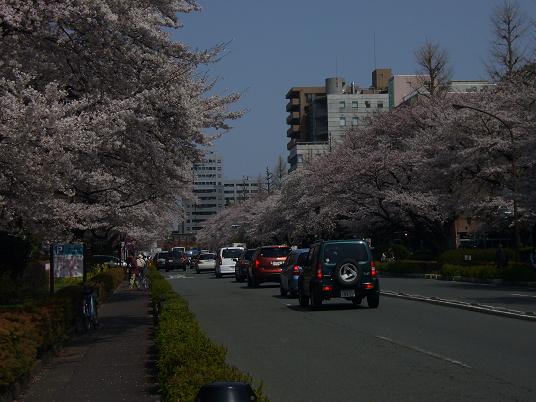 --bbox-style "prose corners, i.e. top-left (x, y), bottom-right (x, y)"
top-left (339, 117), bottom-right (346, 127)
top-left (339, 101), bottom-right (346, 109)
top-left (377, 101), bottom-right (384, 109)
top-left (352, 116), bottom-right (359, 126)
top-left (365, 101), bottom-right (371, 108)
top-left (352, 101), bottom-right (358, 108)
